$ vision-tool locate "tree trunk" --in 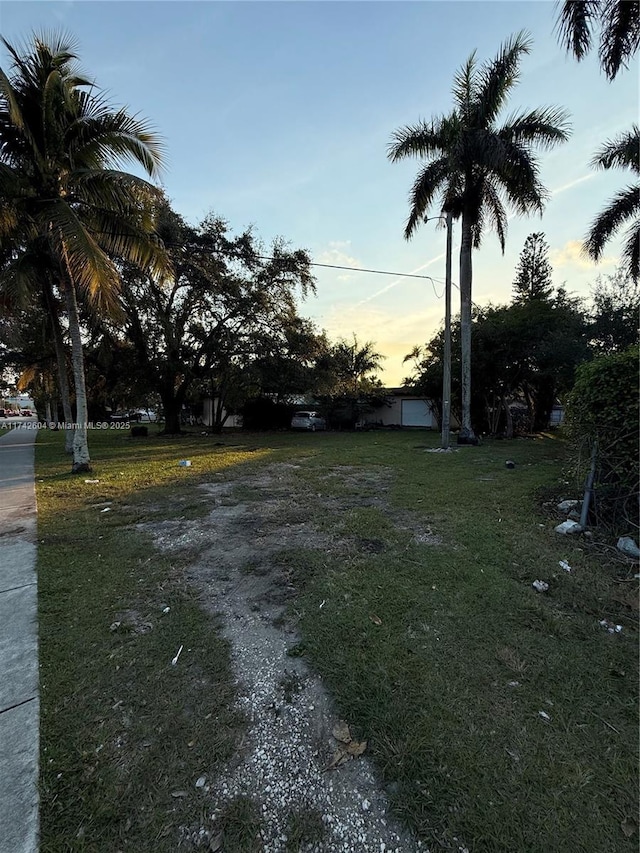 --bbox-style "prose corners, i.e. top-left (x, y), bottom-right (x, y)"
top-left (43, 282), bottom-right (74, 453)
top-left (62, 278), bottom-right (91, 472)
top-left (458, 213), bottom-right (476, 442)
top-left (502, 394), bottom-right (514, 439)
top-left (161, 389), bottom-right (184, 435)
top-left (45, 400), bottom-right (52, 423)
